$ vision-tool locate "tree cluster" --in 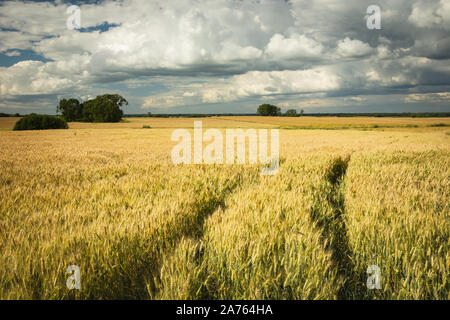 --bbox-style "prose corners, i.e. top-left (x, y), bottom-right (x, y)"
top-left (57, 94), bottom-right (128, 122)
top-left (257, 104), bottom-right (305, 117)
top-left (257, 104), bottom-right (281, 116)
top-left (13, 114), bottom-right (68, 130)
top-left (284, 109), bottom-right (305, 117)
